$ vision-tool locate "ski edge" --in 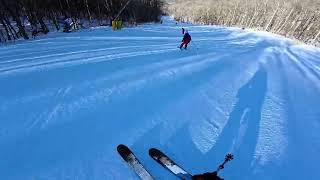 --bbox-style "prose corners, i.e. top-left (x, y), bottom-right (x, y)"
top-left (148, 148), bottom-right (193, 180)
top-left (117, 144), bottom-right (154, 180)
